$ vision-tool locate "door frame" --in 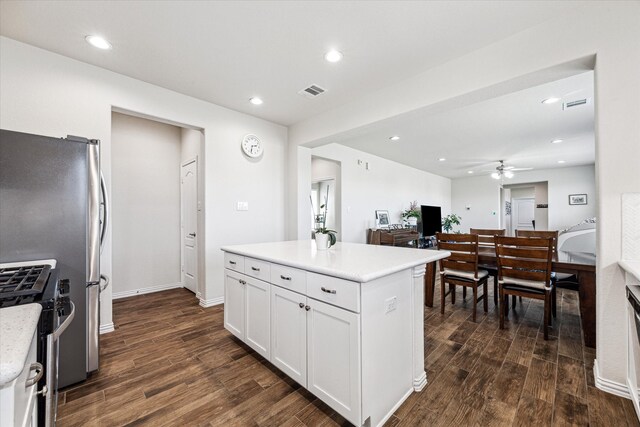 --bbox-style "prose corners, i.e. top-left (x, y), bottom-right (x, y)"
top-left (180, 157), bottom-right (198, 296)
